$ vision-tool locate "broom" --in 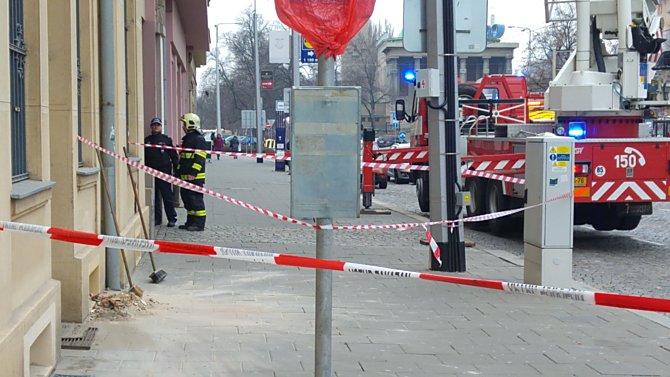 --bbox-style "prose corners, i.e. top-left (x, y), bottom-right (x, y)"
top-left (123, 147), bottom-right (167, 283)
top-left (96, 150), bottom-right (144, 297)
